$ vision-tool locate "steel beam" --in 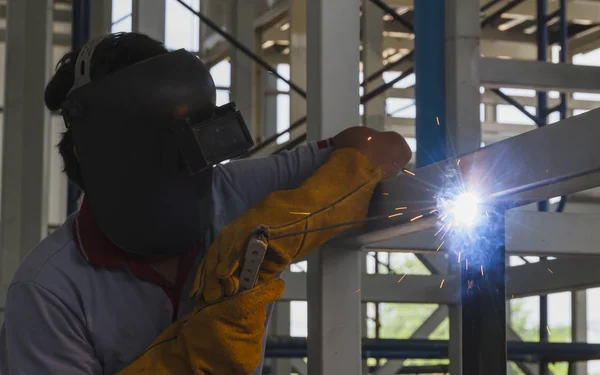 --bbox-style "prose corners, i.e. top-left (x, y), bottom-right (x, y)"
top-left (305, 0), bottom-right (362, 373)
top-left (330, 107), bottom-right (600, 248)
top-left (265, 337), bottom-right (600, 362)
top-left (132, 0), bottom-right (165, 42)
top-left (1, 0), bottom-right (52, 286)
top-left (282, 258), bottom-right (600, 303)
top-left (387, 0), bottom-right (600, 24)
top-left (281, 271), bottom-right (455, 304)
top-left (480, 58), bottom-right (600, 93)
top-left (364, 211), bottom-right (600, 257)
top-left (386, 88), bottom-right (600, 112)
